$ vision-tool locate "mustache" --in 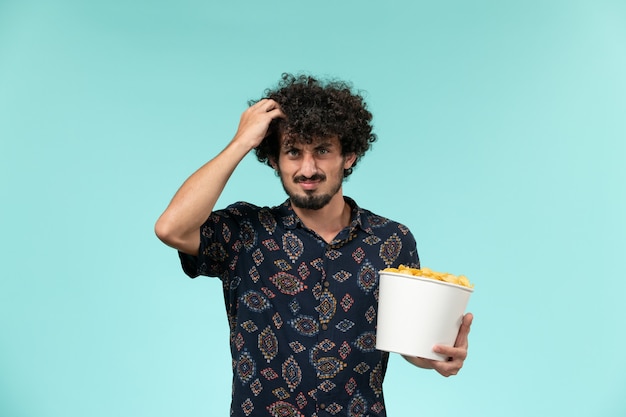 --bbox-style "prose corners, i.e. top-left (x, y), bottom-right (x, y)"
top-left (294, 174), bottom-right (326, 183)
